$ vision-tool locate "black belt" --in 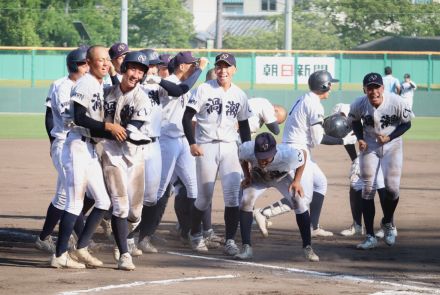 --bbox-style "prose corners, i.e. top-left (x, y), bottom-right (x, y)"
top-left (81, 136), bottom-right (97, 145)
top-left (150, 137), bottom-right (158, 143)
